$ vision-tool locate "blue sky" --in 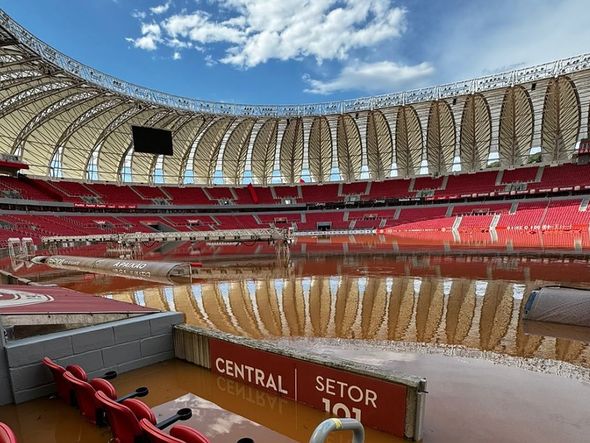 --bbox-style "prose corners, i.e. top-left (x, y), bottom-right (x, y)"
top-left (2, 0), bottom-right (589, 104)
